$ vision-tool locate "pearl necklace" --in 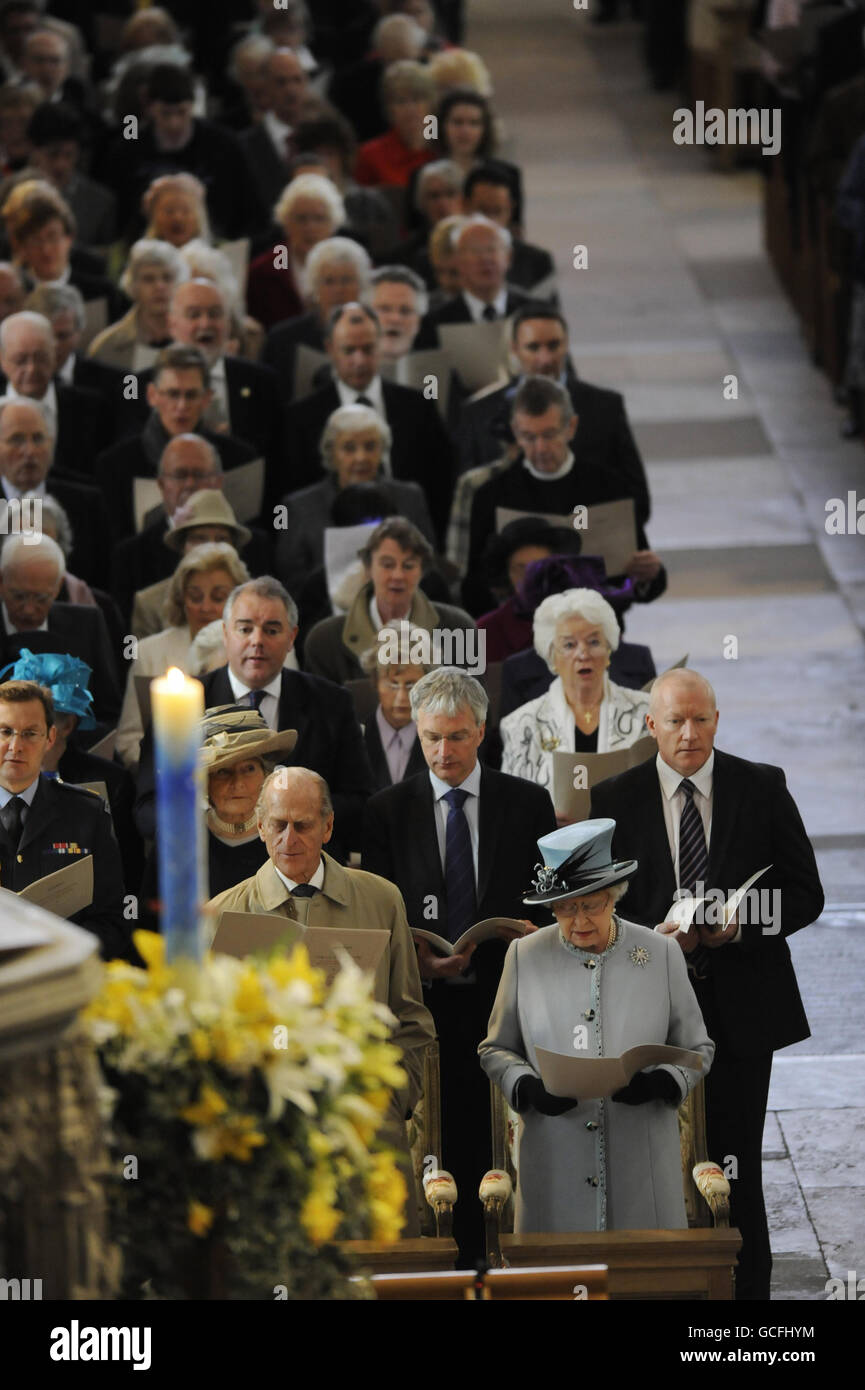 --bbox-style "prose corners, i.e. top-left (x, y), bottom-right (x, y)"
top-left (207, 809), bottom-right (258, 837)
